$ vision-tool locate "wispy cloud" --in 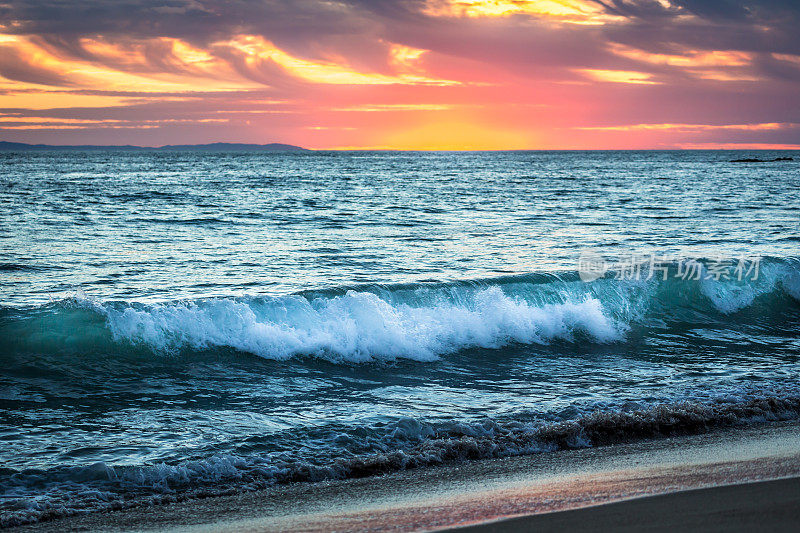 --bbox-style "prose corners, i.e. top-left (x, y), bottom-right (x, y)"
top-left (576, 122), bottom-right (796, 132)
top-left (574, 68), bottom-right (659, 84)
